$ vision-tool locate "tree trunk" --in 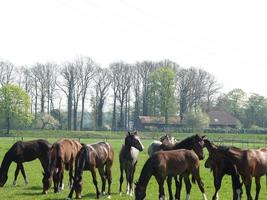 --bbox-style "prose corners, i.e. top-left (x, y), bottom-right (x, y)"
top-left (97, 100), bottom-right (104, 128)
top-left (67, 93), bottom-right (72, 130)
top-left (34, 81), bottom-right (38, 120)
top-left (41, 92), bottom-right (45, 113)
top-left (6, 116), bottom-right (10, 134)
top-left (112, 94), bottom-right (117, 131)
top-left (80, 95), bottom-right (86, 130)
